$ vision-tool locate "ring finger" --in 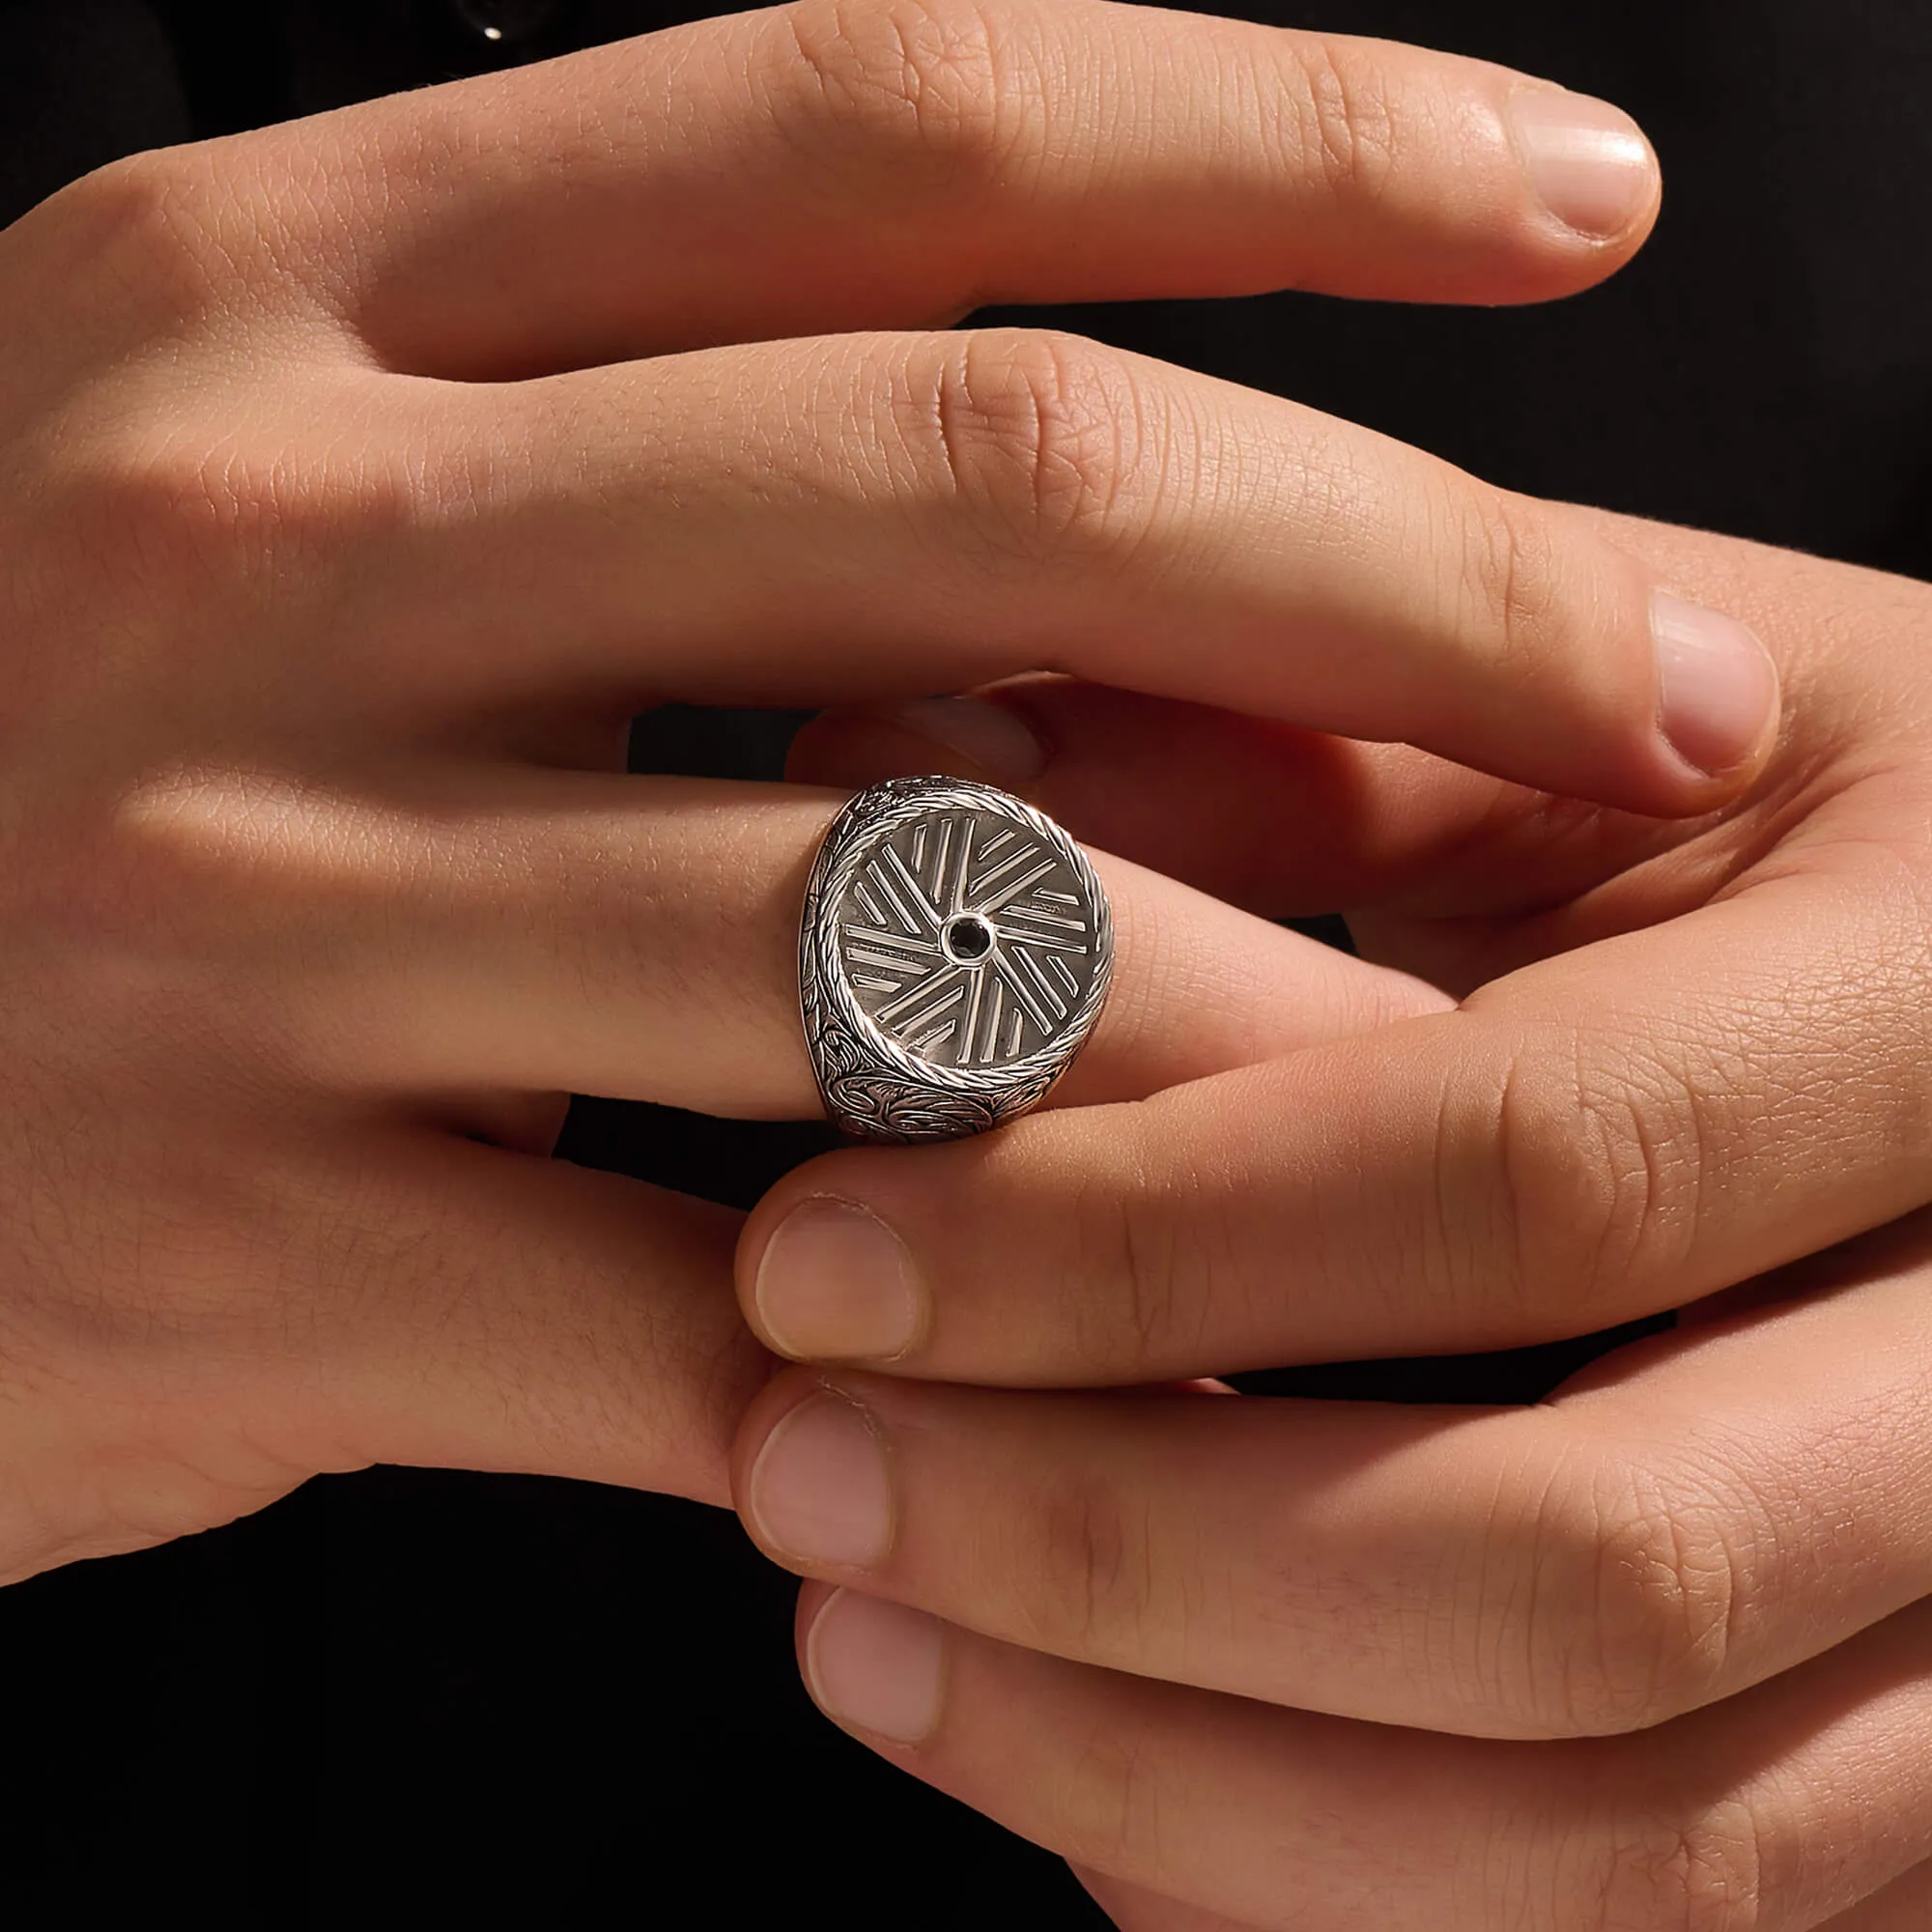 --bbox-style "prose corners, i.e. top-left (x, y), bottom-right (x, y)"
top-left (100, 760), bottom-right (1445, 1117)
